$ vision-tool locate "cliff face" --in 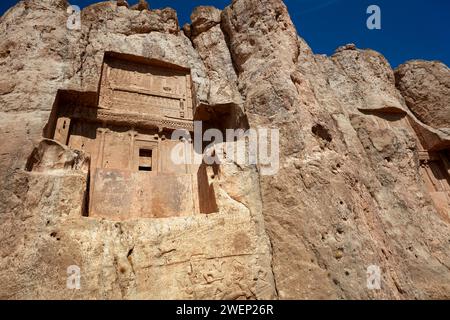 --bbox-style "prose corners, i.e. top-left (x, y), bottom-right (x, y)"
top-left (0, 0), bottom-right (449, 299)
